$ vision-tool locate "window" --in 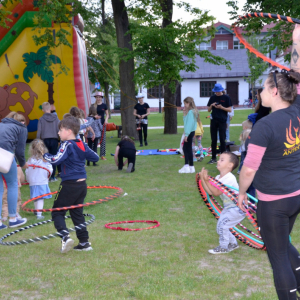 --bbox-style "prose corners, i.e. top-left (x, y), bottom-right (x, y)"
top-left (216, 28), bottom-right (229, 34)
top-left (199, 41), bottom-right (211, 50)
top-left (216, 40), bottom-right (228, 50)
top-left (147, 85), bottom-right (163, 99)
top-left (200, 81), bottom-right (216, 98)
top-left (233, 40), bottom-right (245, 49)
